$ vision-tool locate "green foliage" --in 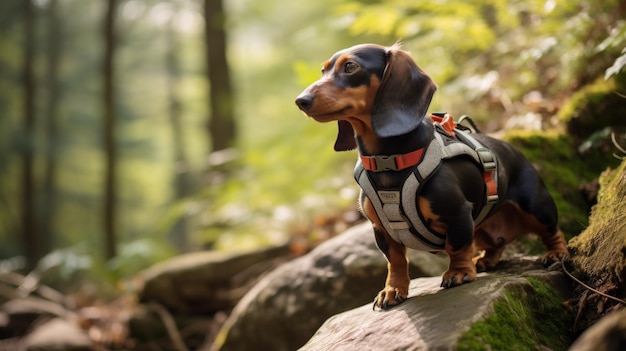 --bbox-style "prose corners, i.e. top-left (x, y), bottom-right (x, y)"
top-left (332, 0), bottom-right (625, 123)
top-left (108, 238), bottom-right (176, 279)
top-left (457, 277), bottom-right (573, 351)
top-left (336, 0), bottom-right (500, 50)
